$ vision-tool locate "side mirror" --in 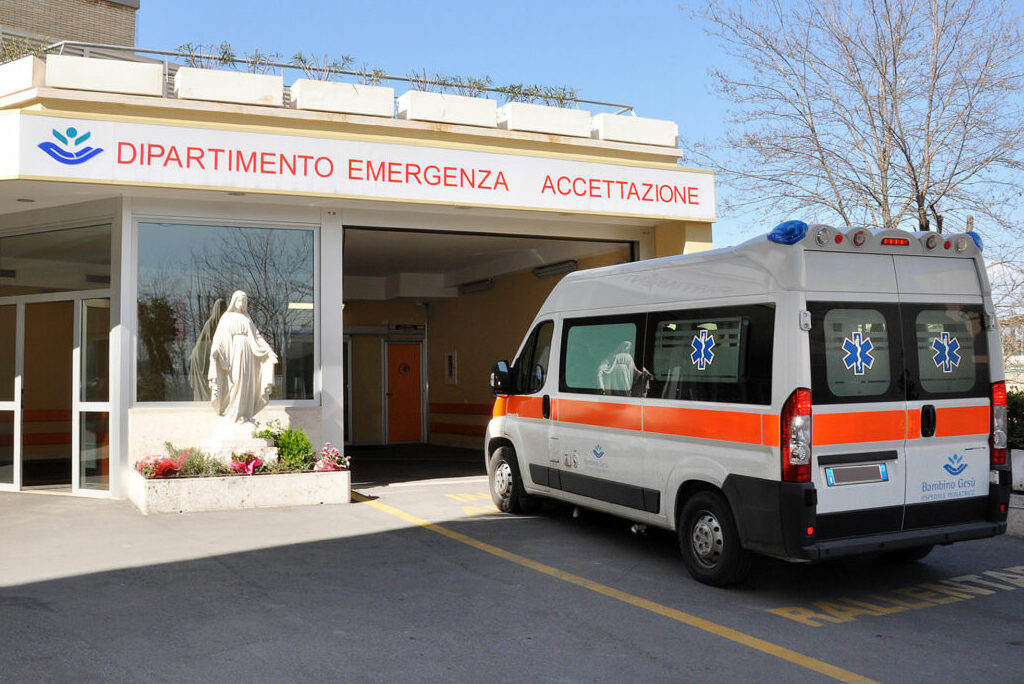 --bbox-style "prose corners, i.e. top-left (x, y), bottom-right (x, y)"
top-left (490, 360), bottom-right (512, 395)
